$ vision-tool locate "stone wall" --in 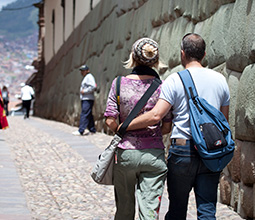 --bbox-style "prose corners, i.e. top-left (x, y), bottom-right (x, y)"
top-left (35, 0), bottom-right (255, 218)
